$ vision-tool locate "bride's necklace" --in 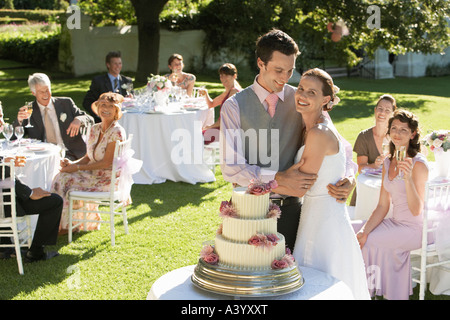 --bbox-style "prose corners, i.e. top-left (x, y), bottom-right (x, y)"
top-left (303, 114), bottom-right (326, 143)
